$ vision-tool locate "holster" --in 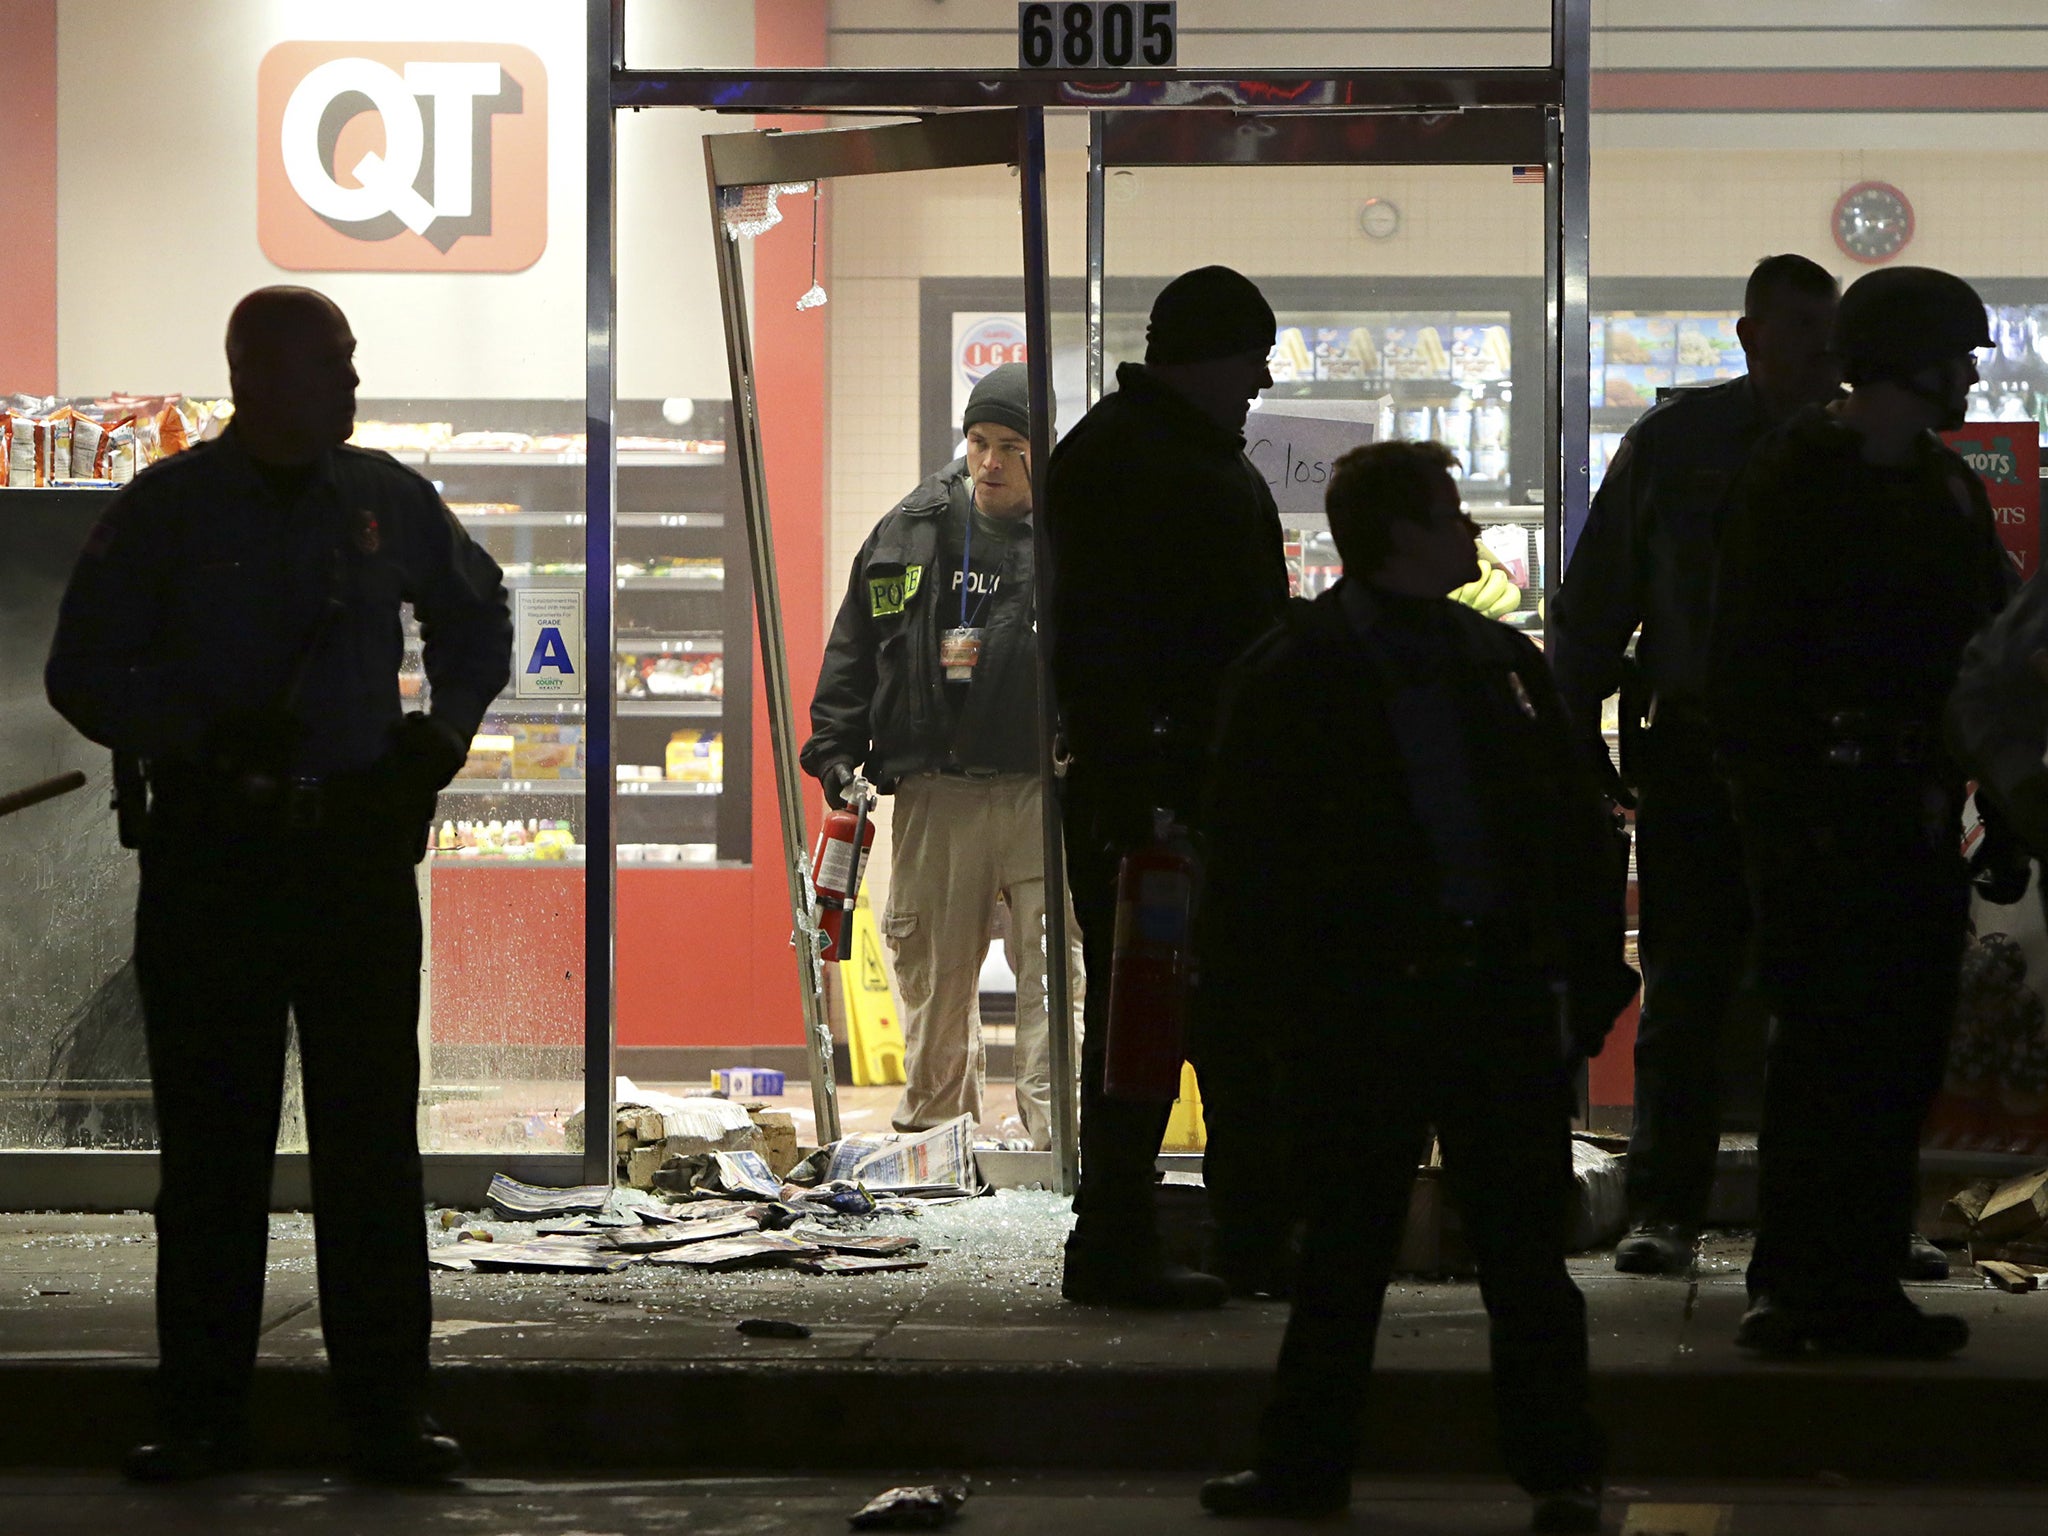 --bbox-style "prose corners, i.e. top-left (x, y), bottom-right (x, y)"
top-left (112, 753), bottom-right (150, 850)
